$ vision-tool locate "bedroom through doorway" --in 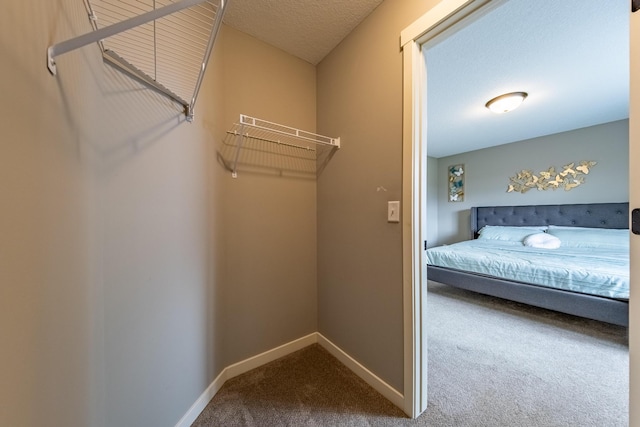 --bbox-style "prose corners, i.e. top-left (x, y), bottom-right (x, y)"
top-left (404, 0), bottom-right (631, 422)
